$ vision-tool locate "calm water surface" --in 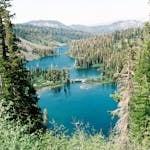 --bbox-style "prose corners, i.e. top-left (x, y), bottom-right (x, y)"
top-left (27, 46), bottom-right (118, 135)
top-left (26, 46), bottom-right (100, 79)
